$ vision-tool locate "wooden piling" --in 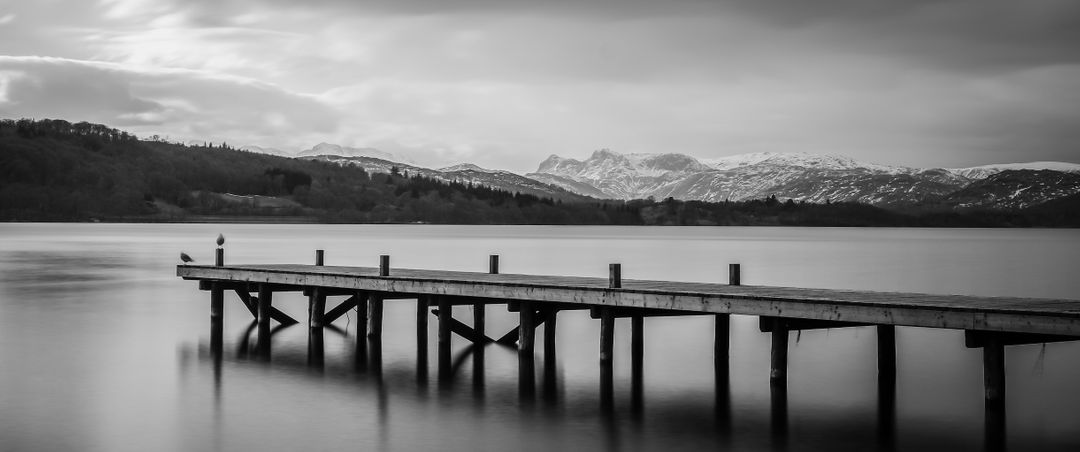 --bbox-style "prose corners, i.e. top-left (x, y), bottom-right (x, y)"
top-left (489, 254), bottom-right (499, 275)
top-left (520, 300), bottom-right (536, 397)
top-left (770, 317), bottom-right (789, 384)
top-left (600, 307), bottom-right (615, 410)
top-left (210, 282), bottom-right (223, 354)
top-left (545, 308), bottom-right (558, 364)
top-left (984, 337), bottom-right (1006, 408)
top-left (438, 296), bottom-right (452, 381)
top-left (417, 295), bottom-right (428, 381)
top-left (310, 287), bottom-right (325, 328)
top-left (729, 263), bottom-right (740, 286)
top-left (631, 313), bottom-right (644, 412)
top-left (368, 256), bottom-right (388, 339)
top-left (315, 249), bottom-right (324, 266)
top-left (355, 290), bottom-right (368, 368)
top-left (257, 284), bottom-right (272, 359)
top-left (215, 248), bottom-right (224, 267)
top-left (878, 325), bottom-right (896, 380)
